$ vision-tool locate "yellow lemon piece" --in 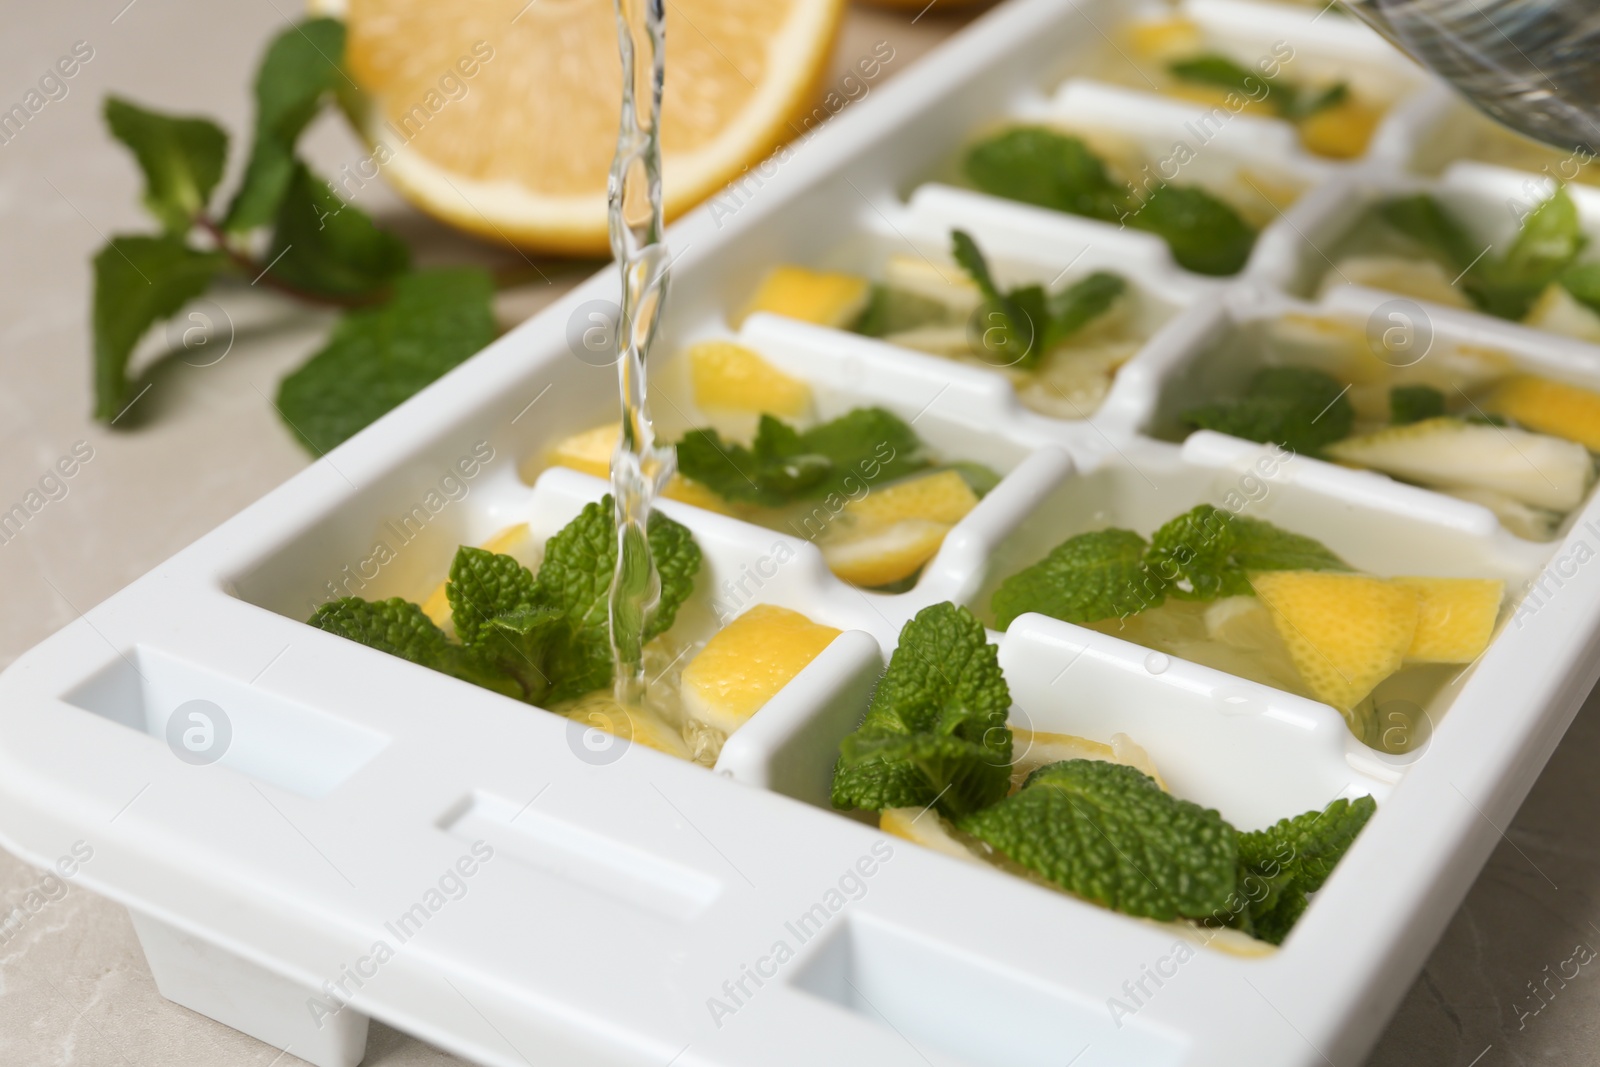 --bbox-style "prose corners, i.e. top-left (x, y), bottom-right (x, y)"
top-left (680, 604), bottom-right (840, 734)
top-left (421, 523), bottom-right (536, 630)
top-left (547, 422), bottom-right (617, 481)
top-left (819, 471), bottom-right (980, 587)
top-left (1011, 728), bottom-right (1166, 793)
top-left (1128, 18), bottom-right (1204, 62)
top-left (1298, 99), bottom-right (1383, 160)
top-left (1481, 375), bottom-right (1600, 450)
top-left (879, 807), bottom-right (982, 864)
top-left (689, 340), bottom-right (811, 417)
top-left (847, 470), bottom-right (980, 526)
top-left (1392, 577), bottom-right (1504, 664)
top-left (1250, 571), bottom-right (1420, 710)
top-left (565, 693), bottom-right (692, 760)
top-left (821, 520), bottom-right (951, 588)
top-left (543, 422), bottom-right (737, 515)
top-left (327, 0), bottom-right (845, 254)
top-left (738, 265), bottom-right (870, 328)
